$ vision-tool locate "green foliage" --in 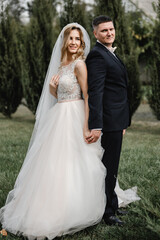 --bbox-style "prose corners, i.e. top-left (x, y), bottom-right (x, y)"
top-left (6, 0), bottom-right (25, 22)
top-left (126, 10), bottom-right (153, 68)
top-left (0, 6), bottom-right (23, 118)
top-left (60, 0), bottom-right (74, 27)
top-left (126, 54), bottom-right (142, 116)
top-left (23, 0), bottom-right (58, 114)
top-left (73, 0), bottom-right (90, 31)
top-left (148, 0), bottom-right (160, 120)
top-left (93, 0), bottom-right (142, 117)
top-left (59, 0), bottom-right (91, 32)
top-left (149, 61), bottom-right (160, 120)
